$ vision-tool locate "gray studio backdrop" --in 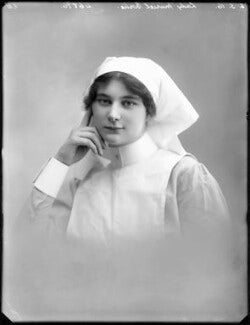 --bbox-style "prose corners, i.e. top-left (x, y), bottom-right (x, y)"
top-left (4, 3), bottom-right (247, 229)
top-left (3, 1), bottom-right (247, 319)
